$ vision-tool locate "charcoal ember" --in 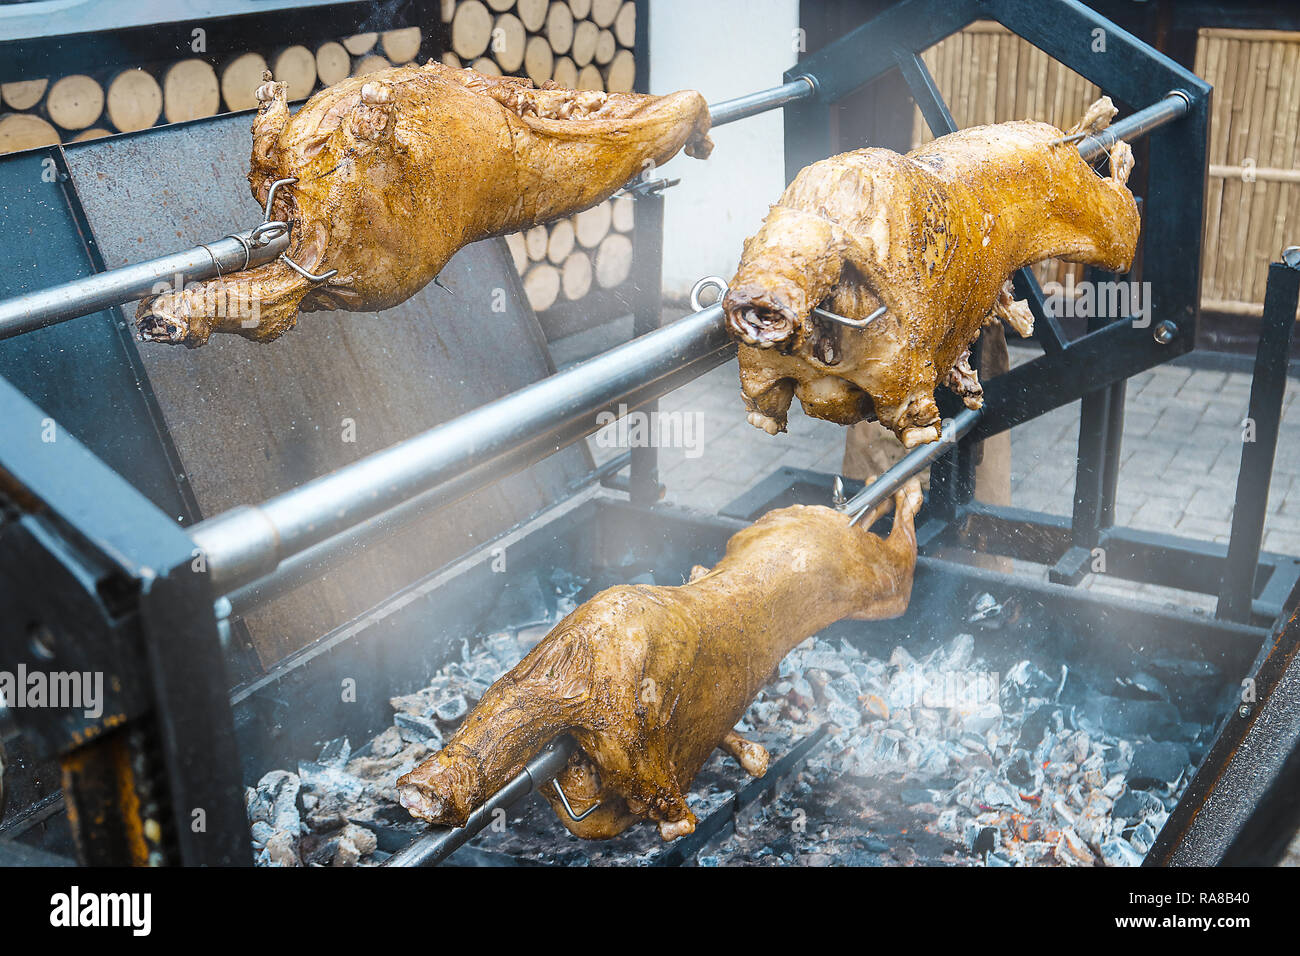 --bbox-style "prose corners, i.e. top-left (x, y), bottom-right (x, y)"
top-left (980, 780), bottom-right (1022, 810)
top-left (1112, 787), bottom-right (1164, 822)
top-left (1002, 660), bottom-right (1057, 711)
top-left (788, 675), bottom-right (815, 707)
top-left (250, 821), bottom-right (274, 850)
top-left (1100, 836), bottom-right (1145, 867)
top-left (245, 786), bottom-right (270, 825)
top-left (261, 830), bottom-right (302, 867)
top-left (861, 694), bottom-right (890, 721)
top-left (1080, 751), bottom-right (1107, 789)
top-left (255, 770), bottom-right (302, 834)
top-left (484, 631), bottom-right (523, 669)
top-left (954, 701), bottom-right (1002, 735)
top-left (1054, 827), bottom-right (1097, 866)
top-left (433, 691), bottom-right (469, 723)
top-left (1004, 749), bottom-right (1039, 789)
top-left (1106, 738), bottom-right (1135, 776)
top-left (748, 699), bottom-right (782, 727)
top-left (341, 823), bottom-right (378, 860)
top-left (967, 592), bottom-right (1004, 627)
top-left (371, 725), bottom-right (404, 758)
top-left (1076, 792), bottom-right (1115, 845)
top-left (971, 824), bottom-right (999, 855)
top-left (801, 647), bottom-right (852, 676)
top-left (1018, 703), bottom-right (1069, 749)
top-left (1125, 741), bottom-right (1190, 790)
top-left (394, 712), bottom-right (445, 746)
top-left (305, 809), bottom-right (347, 832)
top-left (889, 646), bottom-right (917, 669)
top-left (913, 707), bottom-right (942, 738)
top-left (853, 656), bottom-right (887, 682)
top-left (389, 689), bottom-right (436, 717)
top-left (936, 808), bottom-right (959, 831)
top-left (829, 673), bottom-right (862, 701)
top-left (1125, 820), bottom-right (1158, 855)
top-left (887, 668), bottom-right (927, 711)
top-left (1101, 773), bottom-right (1126, 799)
top-left (298, 758), bottom-right (366, 804)
top-left (940, 633), bottom-right (975, 670)
top-left (985, 851), bottom-right (1012, 866)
